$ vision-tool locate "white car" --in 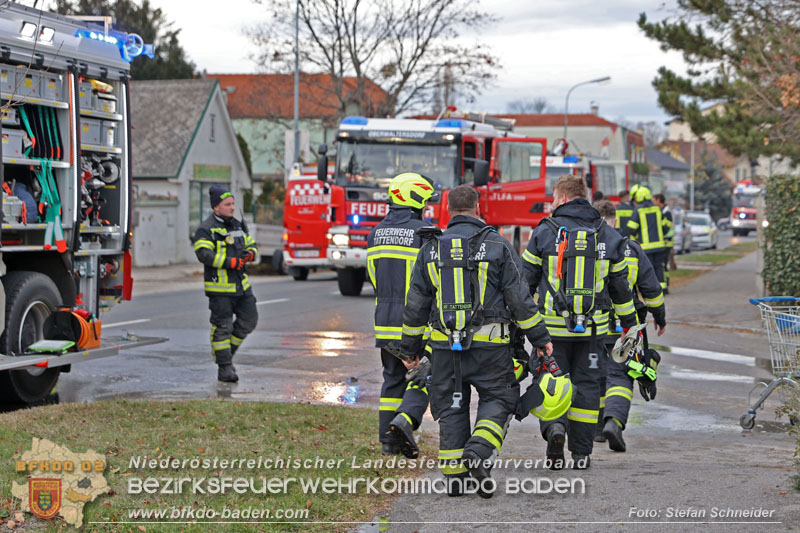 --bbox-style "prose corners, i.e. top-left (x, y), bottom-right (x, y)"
top-left (687, 212), bottom-right (719, 249)
top-left (671, 209), bottom-right (692, 254)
